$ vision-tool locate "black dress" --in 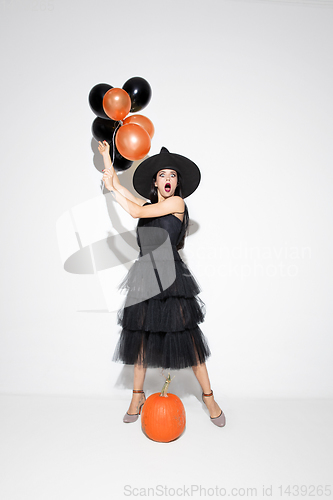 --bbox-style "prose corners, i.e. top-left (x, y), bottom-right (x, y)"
top-left (112, 201), bottom-right (211, 369)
